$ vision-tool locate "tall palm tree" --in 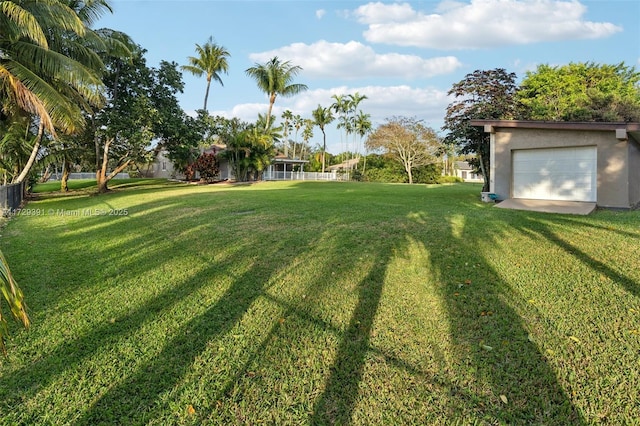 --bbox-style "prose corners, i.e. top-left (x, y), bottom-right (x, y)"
top-left (280, 109), bottom-right (293, 156)
top-left (1, 0), bottom-right (119, 184)
top-left (300, 118), bottom-right (314, 162)
top-left (311, 104), bottom-right (334, 173)
top-left (245, 56), bottom-right (308, 130)
top-left (354, 110), bottom-right (372, 168)
top-left (347, 92), bottom-right (368, 159)
top-left (292, 114), bottom-right (303, 159)
top-left (331, 94), bottom-right (349, 155)
top-left (181, 36), bottom-right (230, 112)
